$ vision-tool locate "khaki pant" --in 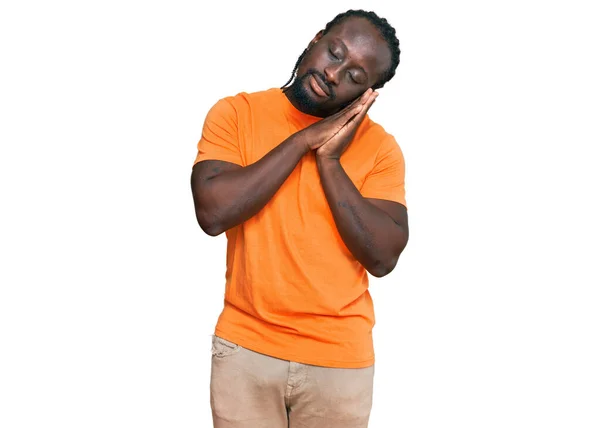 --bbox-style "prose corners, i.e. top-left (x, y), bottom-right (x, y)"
top-left (210, 335), bottom-right (375, 428)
